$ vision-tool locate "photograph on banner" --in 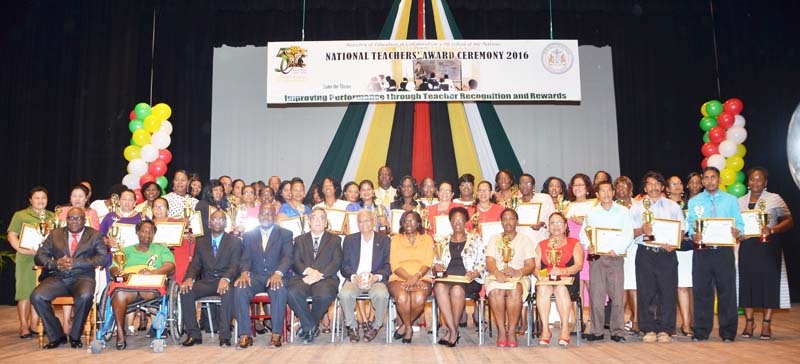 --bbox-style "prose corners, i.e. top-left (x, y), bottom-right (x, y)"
top-left (267, 39), bottom-right (581, 104)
